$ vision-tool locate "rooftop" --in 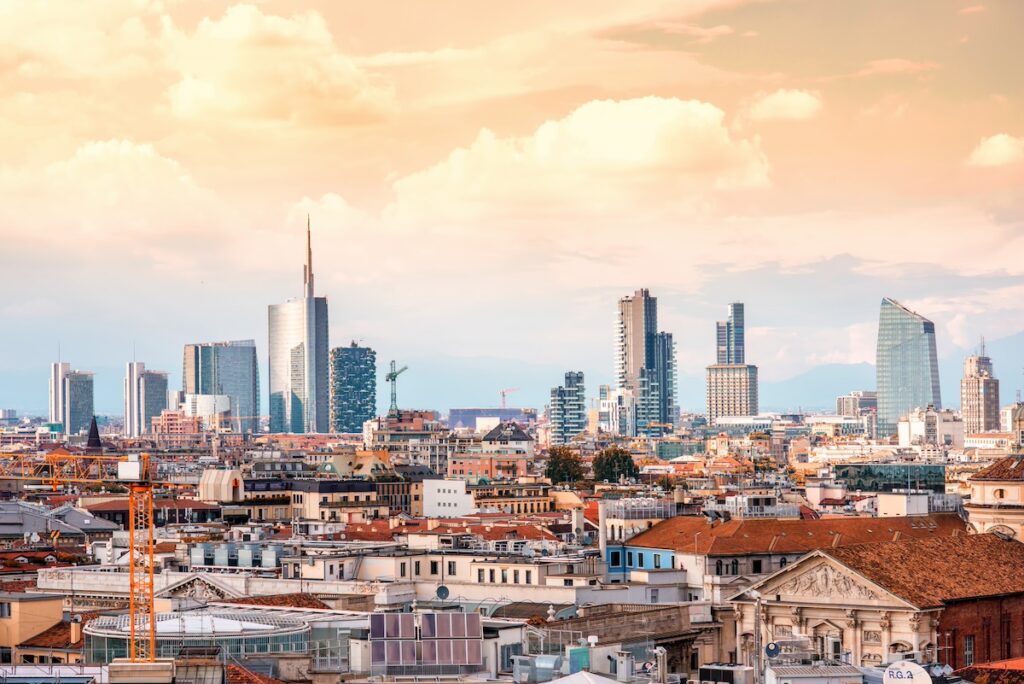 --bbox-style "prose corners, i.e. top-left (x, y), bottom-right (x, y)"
top-left (971, 457), bottom-right (1024, 482)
